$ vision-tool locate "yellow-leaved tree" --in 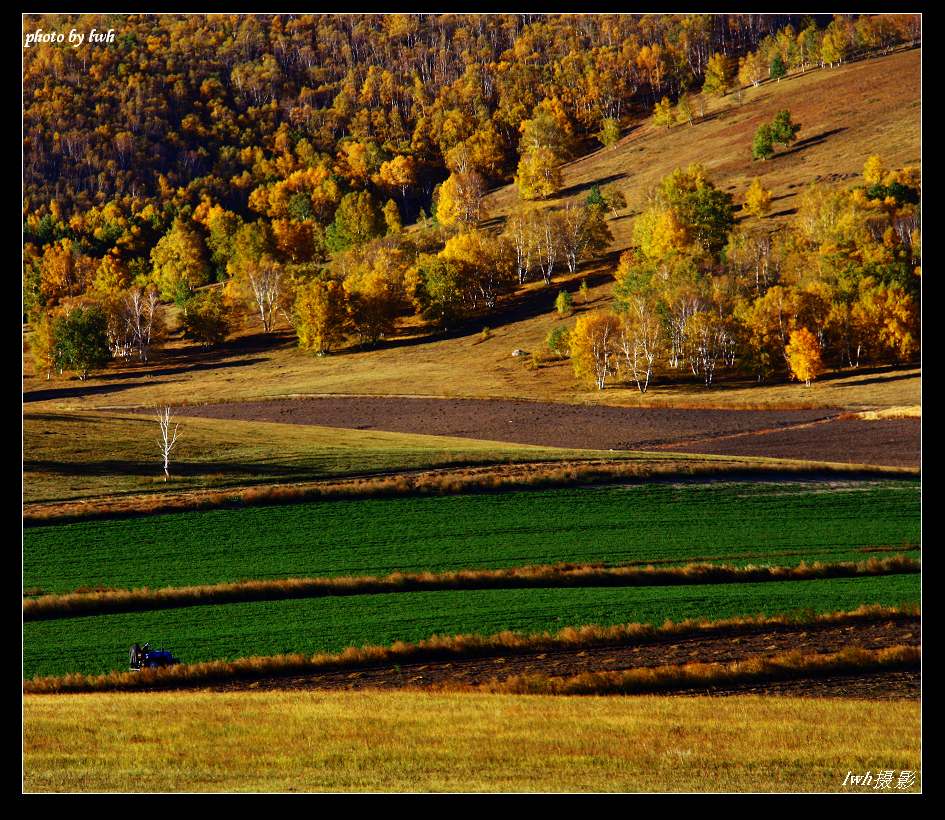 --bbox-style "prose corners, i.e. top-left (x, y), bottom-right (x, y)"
top-left (863, 155), bottom-right (885, 186)
top-left (570, 311), bottom-right (622, 389)
top-left (785, 327), bottom-right (823, 386)
top-left (652, 97), bottom-right (674, 129)
top-left (742, 178), bottom-right (773, 218)
top-left (515, 146), bottom-right (562, 200)
top-left (435, 171), bottom-right (486, 227)
top-left (294, 278), bottom-right (348, 355)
